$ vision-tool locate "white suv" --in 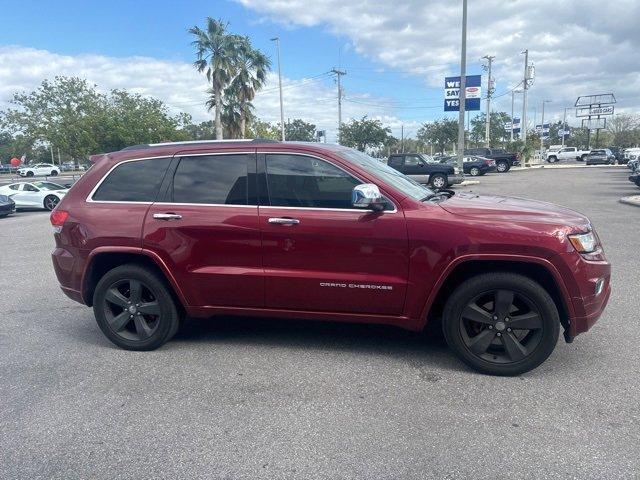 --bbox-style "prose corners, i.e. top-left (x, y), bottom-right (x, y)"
top-left (18, 163), bottom-right (60, 177)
